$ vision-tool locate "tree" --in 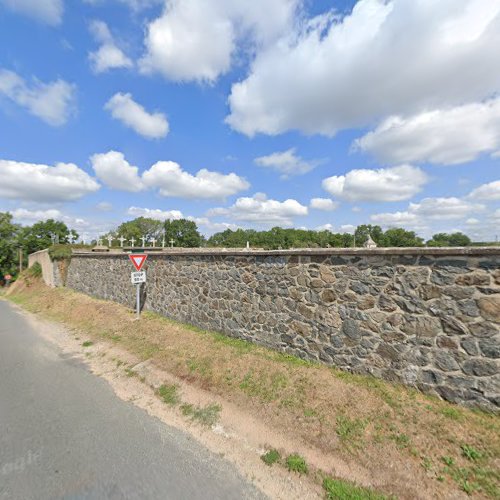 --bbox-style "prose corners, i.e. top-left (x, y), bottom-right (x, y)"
top-left (19, 219), bottom-right (78, 255)
top-left (383, 228), bottom-right (424, 247)
top-left (115, 217), bottom-right (164, 244)
top-left (354, 225), bottom-right (384, 246)
top-left (427, 232), bottom-right (471, 247)
top-left (0, 212), bottom-right (20, 278)
top-left (164, 219), bottom-right (203, 247)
